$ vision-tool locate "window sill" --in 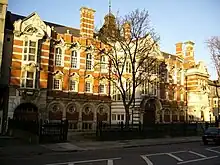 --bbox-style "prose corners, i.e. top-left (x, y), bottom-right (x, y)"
top-left (52, 89), bottom-right (62, 91)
